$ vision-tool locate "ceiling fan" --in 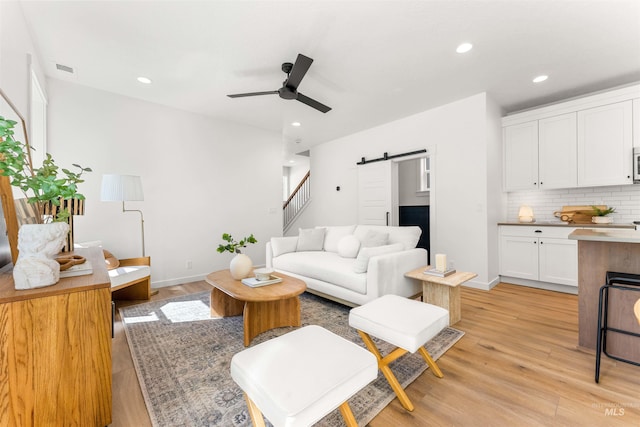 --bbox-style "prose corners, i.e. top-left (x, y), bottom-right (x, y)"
top-left (227, 54), bottom-right (332, 113)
